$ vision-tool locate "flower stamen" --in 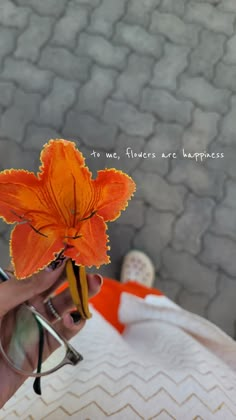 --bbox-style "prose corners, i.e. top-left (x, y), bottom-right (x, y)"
top-left (78, 210), bottom-right (97, 223)
top-left (11, 210), bottom-right (48, 238)
top-left (64, 234), bottom-right (82, 240)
